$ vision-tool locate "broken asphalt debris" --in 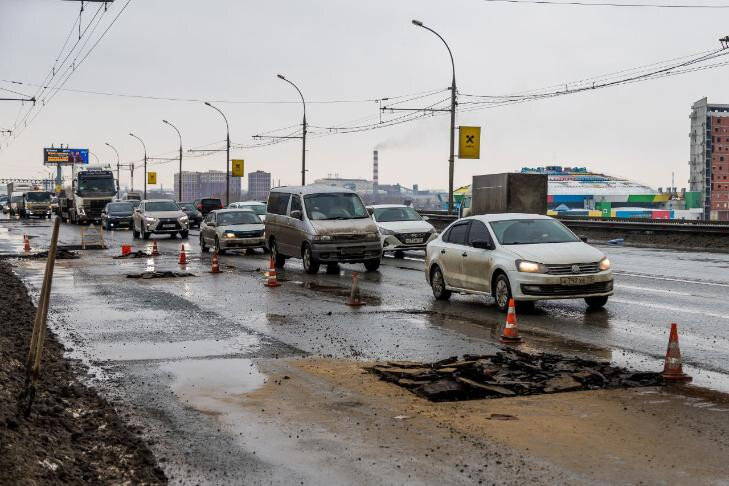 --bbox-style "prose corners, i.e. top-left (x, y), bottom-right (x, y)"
top-left (114, 250), bottom-right (153, 259)
top-left (0, 248), bottom-right (80, 260)
top-left (367, 349), bottom-right (663, 402)
top-left (126, 271), bottom-right (196, 279)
